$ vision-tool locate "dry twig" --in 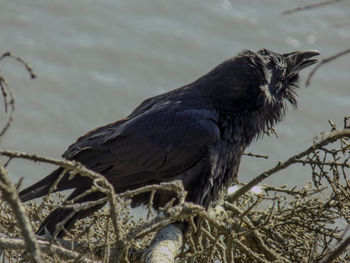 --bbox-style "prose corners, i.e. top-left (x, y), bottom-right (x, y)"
top-left (282, 0), bottom-right (345, 15)
top-left (306, 48), bottom-right (350, 87)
